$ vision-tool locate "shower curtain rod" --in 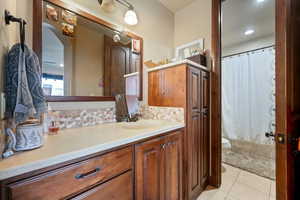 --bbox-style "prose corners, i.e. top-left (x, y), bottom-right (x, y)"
top-left (222, 45), bottom-right (275, 58)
